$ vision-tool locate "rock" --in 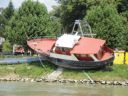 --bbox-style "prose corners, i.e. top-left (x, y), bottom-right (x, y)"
top-left (44, 79), bottom-right (49, 82)
top-left (125, 81), bottom-right (128, 84)
top-left (59, 79), bottom-right (67, 83)
top-left (20, 78), bottom-right (26, 82)
top-left (113, 81), bottom-right (119, 85)
top-left (106, 81), bottom-right (112, 85)
top-left (36, 78), bottom-right (42, 82)
top-left (6, 78), bottom-right (10, 81)
top-left (41, 77), bottom-right (46, 81)
top-left (17, 78), bottom-right (21, 81)
top-left (58, 79), bottom-right (63, 83)
top-left (86, 81), bottom-right (90, 84)
top-left (79, 80), bottom-right (84, 83)
top-left (51, 79), bottom-right (58, 83)
top-left (101, 80), bottom-right (106, 84)
top-left (82, 79), bottom-right (88, 83)
top-left (90, 81), bottom-right (95, 84)
top-left (3, 78), bottom-right (7, 81)
top-left (94, 80), bottom-right (100, 84)
top-left (12, 78), bottom-right (16, 81)
top-left (24, 78), bottom-right (31, 82)
top-left (67, 79), bottom-right (77, 83)
top-left (121, 82), bottom-right (127, 86)
top-left (30, 79), bottom-right (35, 82)
top-left (73, 80), bottom-right (78, 83)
